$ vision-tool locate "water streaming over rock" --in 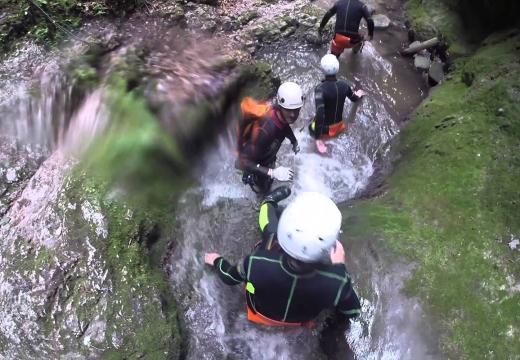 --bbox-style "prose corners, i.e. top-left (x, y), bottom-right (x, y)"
top-left (0, 1), bottom-right (445, 357)
top-left (166, 15), bottom-right (442, 360)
